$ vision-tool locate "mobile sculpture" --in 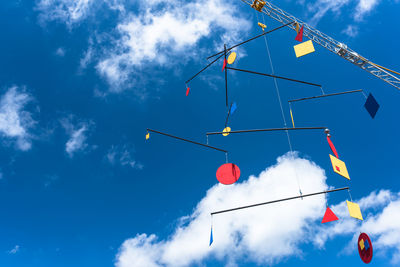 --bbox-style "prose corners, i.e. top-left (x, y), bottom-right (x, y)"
top-left (144, 0), bottom-right (390, 263)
